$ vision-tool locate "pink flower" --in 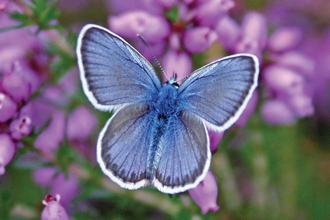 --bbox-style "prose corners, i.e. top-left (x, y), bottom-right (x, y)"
top-left (34, 111), bottom-right (65, 153)
top-left (263, 65), bottom-right (304, 96)
top-left (9, 115), bottom-right (32, 140)
top-left (2, 61), bottom-right (40, 103)
top-left (189, 171), bottom-right (220, 214)
top-left (289, 94), bottom-right (314, 117)
top-left (41, 194), bottom-right (69, 220)
top-left (268, 26), bottom-right (303, 52)
top-left (34, 168), bottom-right (79, 208)
top-left (195, 0), bottom-right (235, 27)
top-left (215, 16), bottom-right (241, 50)
top-left (0, 0), bottom-right (8, 11)
top-left (183, 27), bottom-right (218, 53)
top-left (0, 133), bottom-right (15, 175)
top-left (108, 11), bottom-right (170, 43)
top-left (235, 12), bottom-right (267, 60)
top-left (162, 50), bottom-right (192, 82)
top-left (208, 130), bottom-right (224, 153)
top-left (67, 106), bottom-right (98, 141)
top-left (0, 92), bottom-right (17, 122)
top-left (235, 91), bottom-right (258, 127)
top-left (155, 0), bottom-right (178, 9)
top-left (33, 167), bottom-right (56, 186)
top-left (261, 100), bottom-right (296, 125)
top-left (275, 52), bottom-right (315, 76)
